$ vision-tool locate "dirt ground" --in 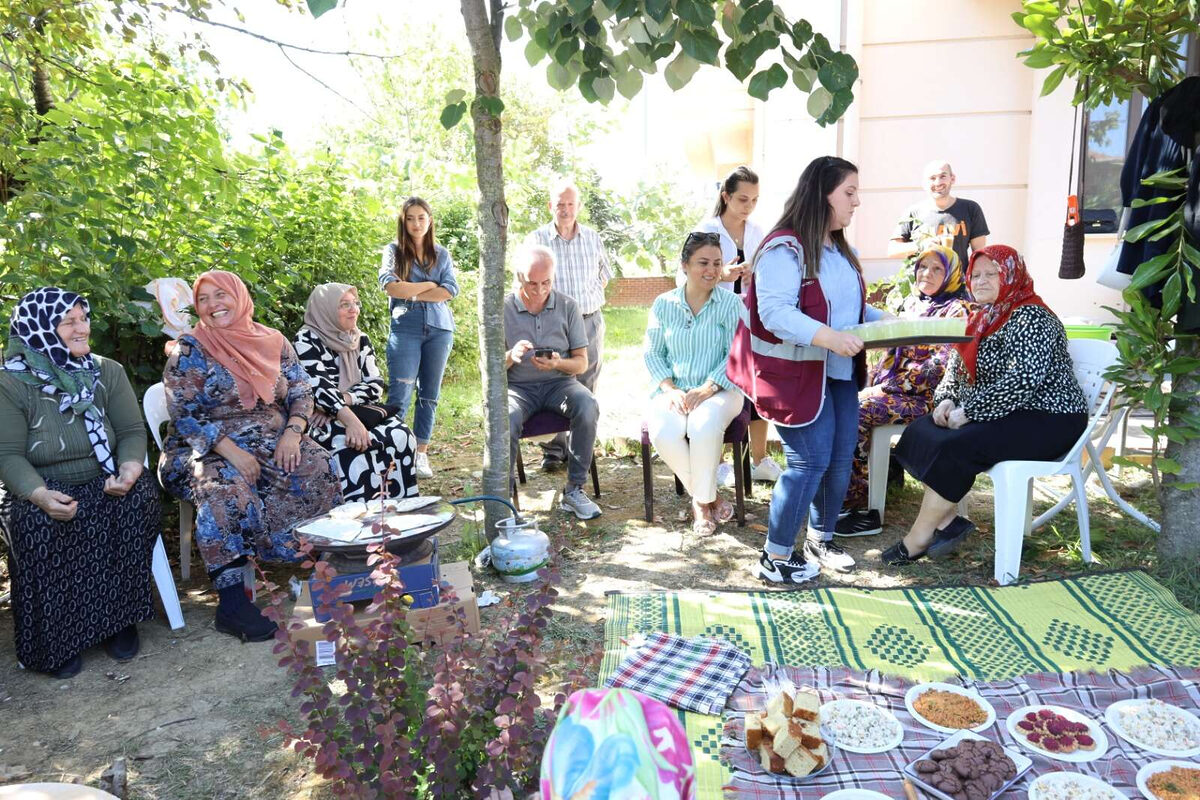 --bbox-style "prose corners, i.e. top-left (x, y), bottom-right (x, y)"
top-left (0, 341), bottom-right (1167, 797)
